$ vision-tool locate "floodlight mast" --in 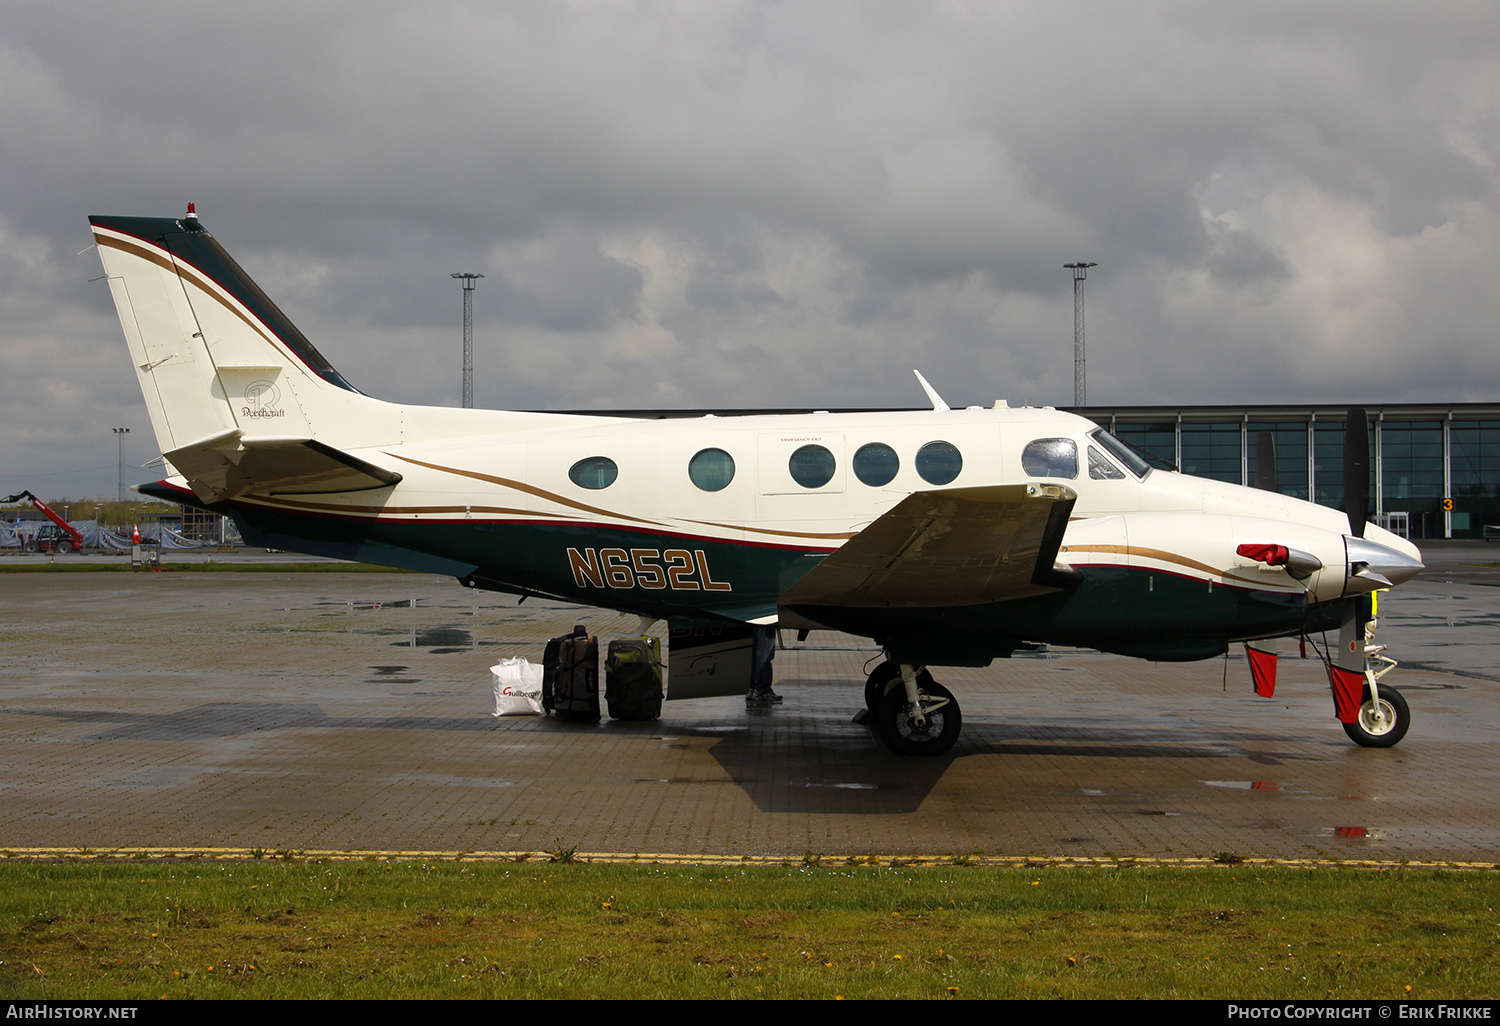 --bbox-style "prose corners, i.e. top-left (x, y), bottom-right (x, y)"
top-left (451, 273), bottom-right (485, 409)
top-left (112, 426), bottom-right (129, 504)
top-left (1065, 261), bottom-right (1097, 408)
